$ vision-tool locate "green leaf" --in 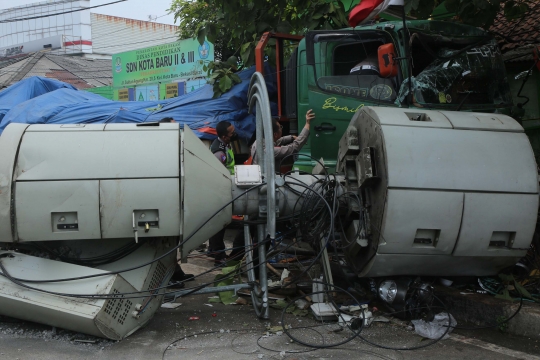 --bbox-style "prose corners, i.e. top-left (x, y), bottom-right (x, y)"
top-left (241, 42), bottom-right (251, 54)
top-left (504, 0), bottom-right (515, 11)
top-left (197, 27), bottom-right (206, 45)
top-left (241, 47), bottom-right (252, 66)
top-left (292, 309), bottom-right (309, 317)
top-left (219, 75), bottom-right (233, 92)
top-left (230, 73), bottom-right (242, 84)
top-left (247, 22), bottom-right (256, 33)
top-left (269, 299), bottom-right (289, 309)
top-left (514, 282), bottom-right (536, 301)
top-left (416, 0), bottom-right (435, 18)
top-left (257, 21), bottom-right (270, 33)
top-left (404, 0), bottom-right (414, 13)
top-left (335, 7), bottom-right (348, 27)
top-left (221, 260), bottom-right (241, 275)
top-left (267, 325), bottom-right (285, 333)
top-left (285, 304), bottom-right (297, 313)
top-left (219, 291), bottom-right (238, 305)
top-left (276, 21), bottom-right (292, 33)
top-left (226, 55), bottom-right (238, 67)
top-left (495, 288), bottom-right (513, 301)
top-left (410, 0), bottom-right (421, 11)
top-left (444, 0), bottom-right (460, 12)
top-left (309, 19), bottom-right (321, 30)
